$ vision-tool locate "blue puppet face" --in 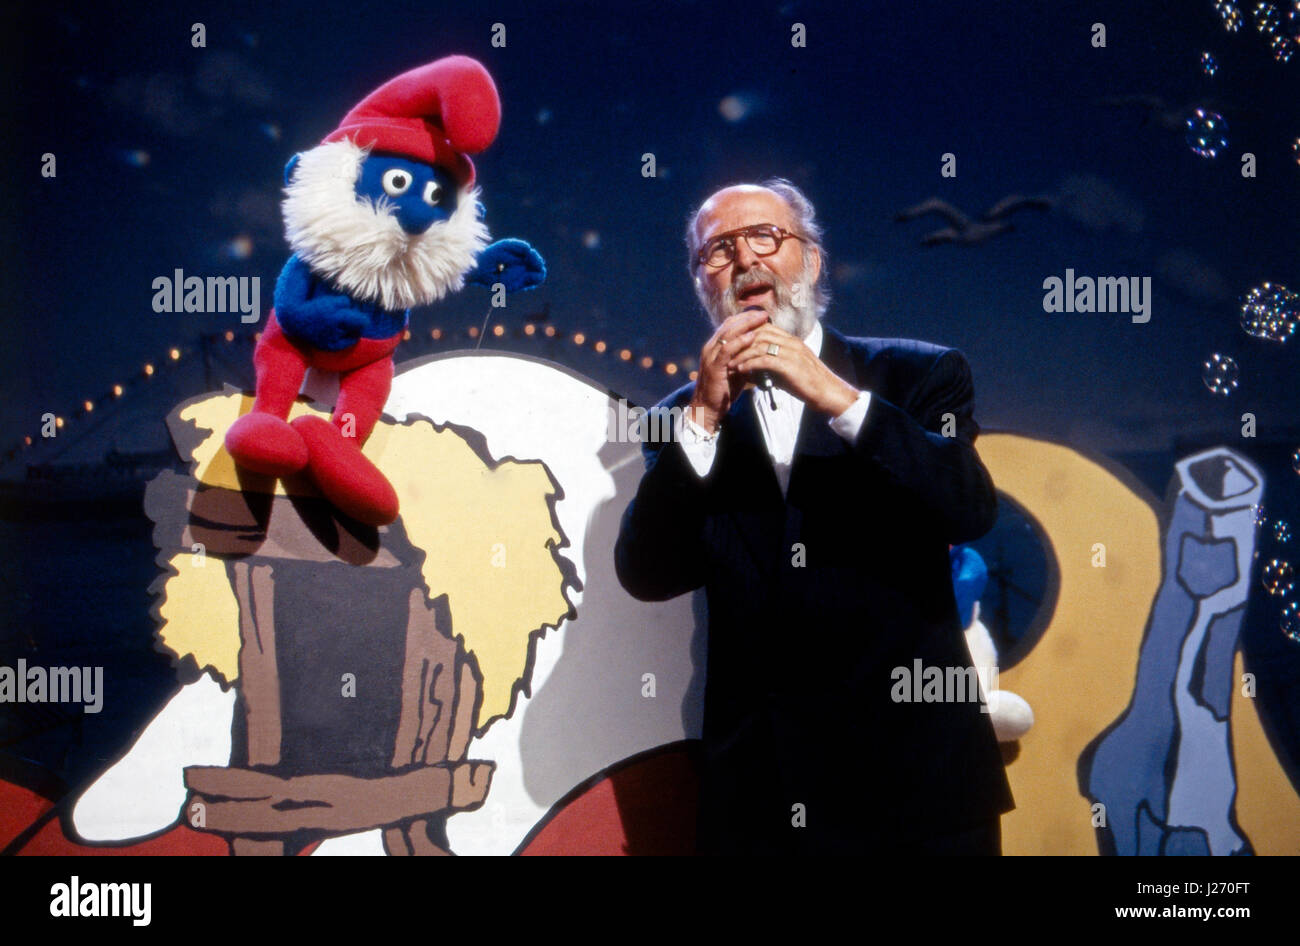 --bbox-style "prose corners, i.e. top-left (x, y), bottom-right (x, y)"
top-left (353, 153), bottom-right (459, 235)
